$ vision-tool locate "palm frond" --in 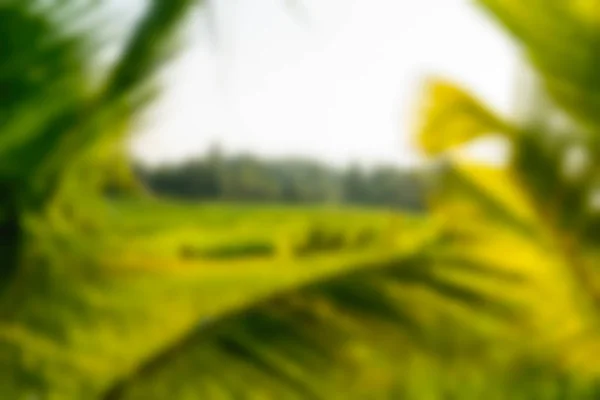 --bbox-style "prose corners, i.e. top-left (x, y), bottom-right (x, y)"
top-left (477, 0), bottom-right (600, 128)
top-left (416, 79), bottom-right (516, 156)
